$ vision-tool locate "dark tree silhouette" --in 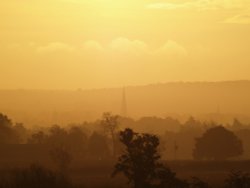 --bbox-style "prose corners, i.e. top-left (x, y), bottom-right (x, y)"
top-left (0, 113), bottom-right (19, 144)
top-left (67, 126), bottom-right (87, 154)
top-left (184, 116), bottom-right (202, 128)
top-left (50, 145), bottom-right (72, 174)
top-left (113, 128), bottom-right (187, 188)
top-left (193, 126), bottom-right (243, 160)
top-left (28, 131), bottom-right (47, 144)
top-left (101, 112), bottom-right (119, 157)
top-left (48, 125), bottom-right (68, 147)
top-left (87, 131), bottom-right (110, 159)
top-left (225, 171), bottom-right (250, 188)
top-left (28, 125), bottom-right (88, 157)
top-left (189, 177), bottom-right (210, 188)
top-left (13, 123), bottom-right (27, 143)
top-left (156, 167), bottom-right (189, 188)
top-left (0, 113), bottom-right (12, 127)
